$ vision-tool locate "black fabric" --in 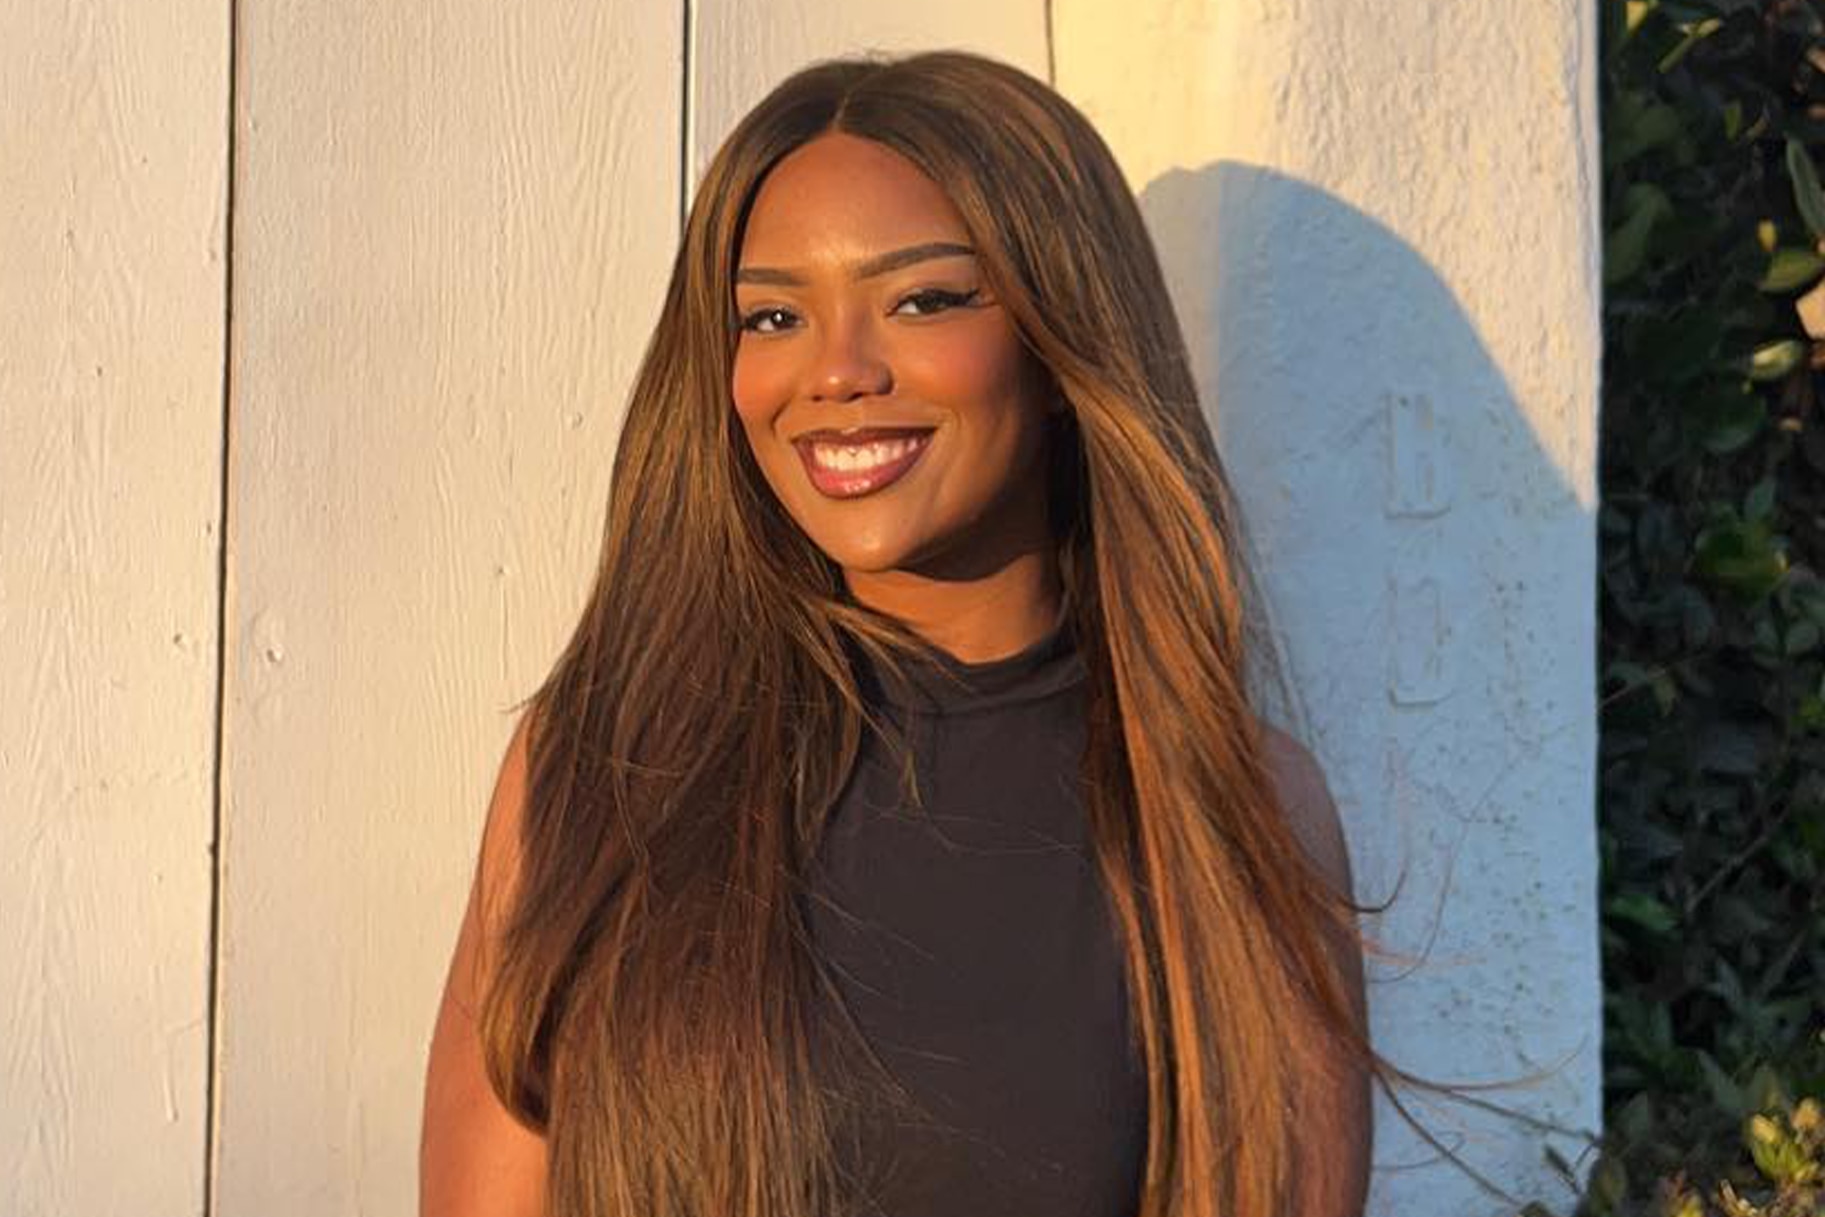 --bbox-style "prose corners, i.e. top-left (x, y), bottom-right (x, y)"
top-left (802, 612), bottom-right (1149, 1217)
